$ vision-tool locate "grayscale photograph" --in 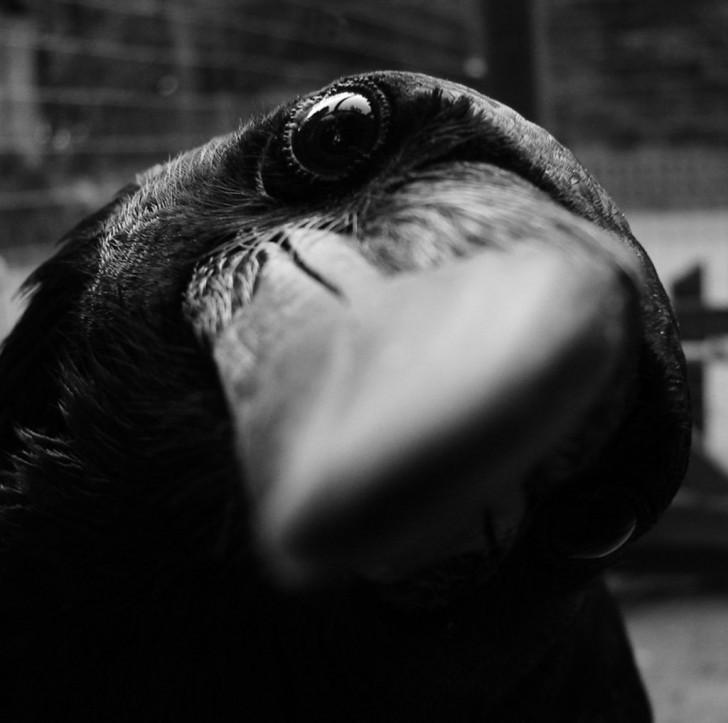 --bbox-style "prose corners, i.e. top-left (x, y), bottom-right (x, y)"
top-left (0, 1), bottom-right (725, 721)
